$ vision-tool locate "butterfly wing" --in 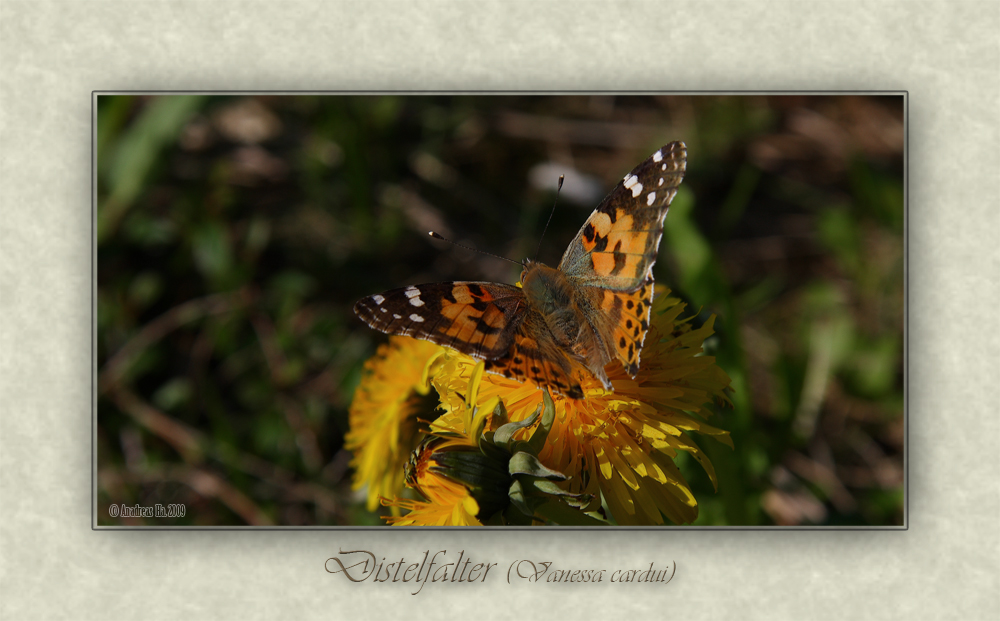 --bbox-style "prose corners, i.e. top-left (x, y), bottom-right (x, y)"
top-left (578, 275), bottom-right (656, 376)
top-left (354, 282), bottom-right (526, 359)
top-left (355, 281), bottom-right (585, 398)
top-left (559, 141), bottom-right (686, 290)
top-left (558, 141), bottom-right (686, 376)
top-left (482, 311), bottom-right (586, 399)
